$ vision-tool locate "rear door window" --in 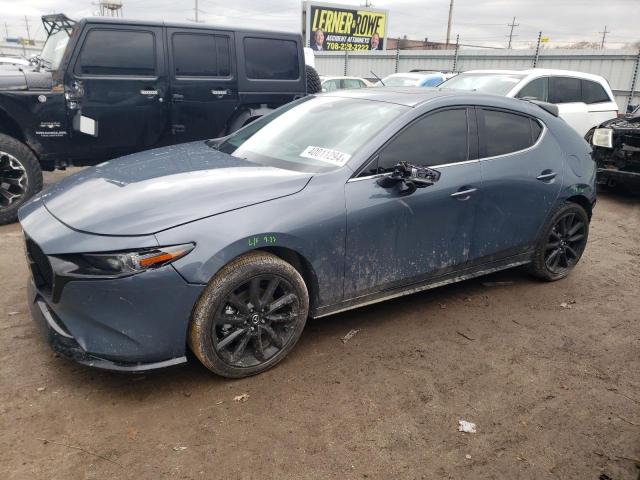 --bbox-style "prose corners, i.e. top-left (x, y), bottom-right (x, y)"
top-left (581, 79), bottom-right (610, 104)
top-left (76, 29), bottom-right (155, 76)
top-left (549, 77), bottom-right (582, 103)
top-left (244, 37), bottom-right (299, 80)
top-left (375, 108), bottom-right (468, 172)
top-left (479, 109), bottom-right (540, 158)
top-left (343, 78), bottom-right (364, 89)
top-left (171, 33), bottom-right (231, 77)
top-left (516, 77), bottom-right (548, 102)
